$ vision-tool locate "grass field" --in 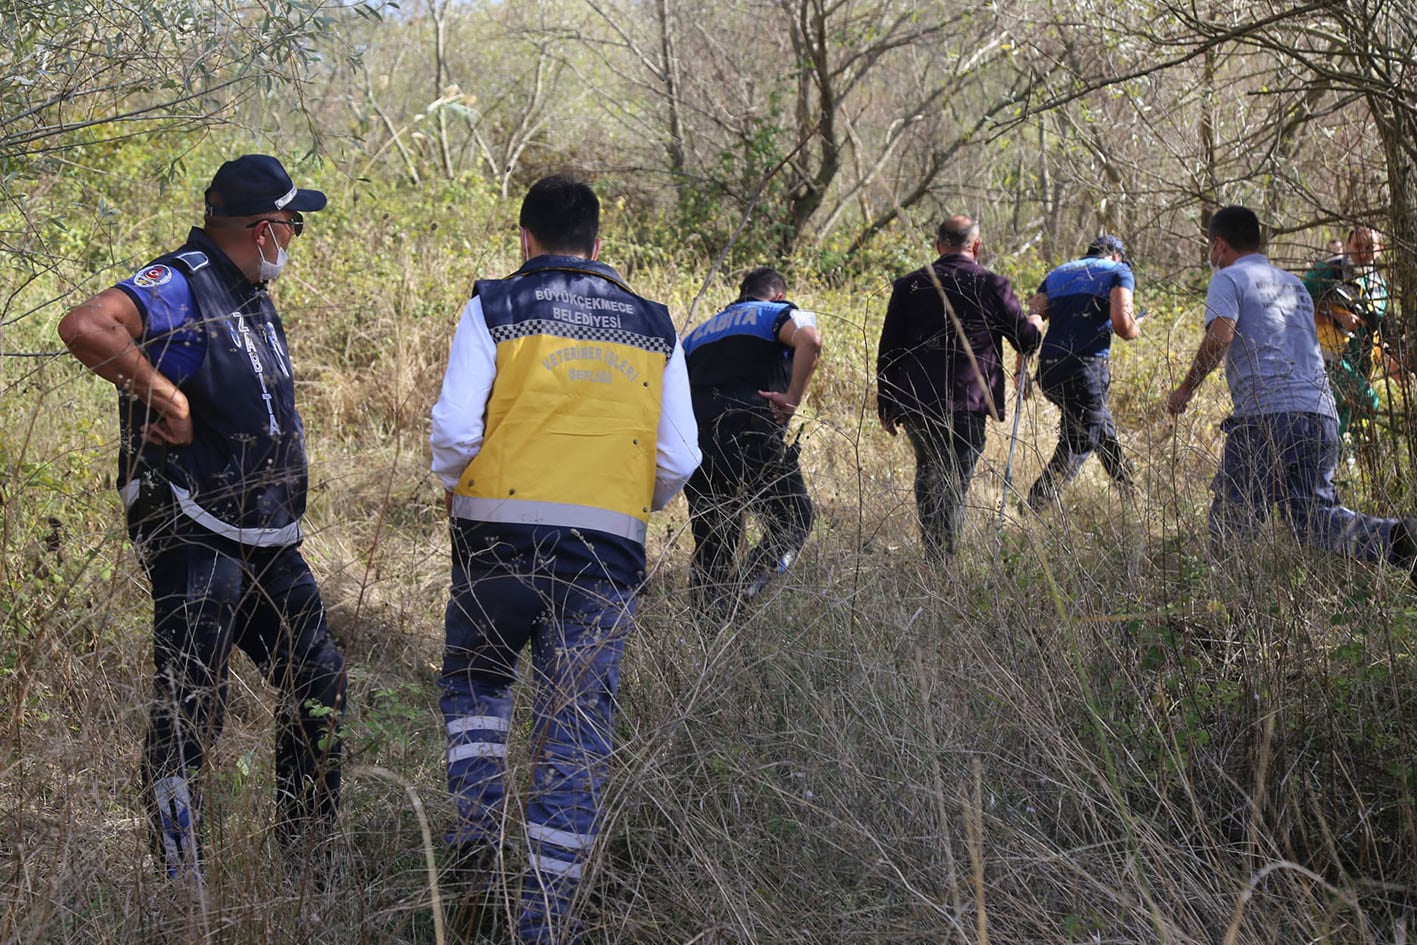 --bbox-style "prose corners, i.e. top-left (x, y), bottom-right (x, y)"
top-left (4, 165), bottom-right (1417, 944)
